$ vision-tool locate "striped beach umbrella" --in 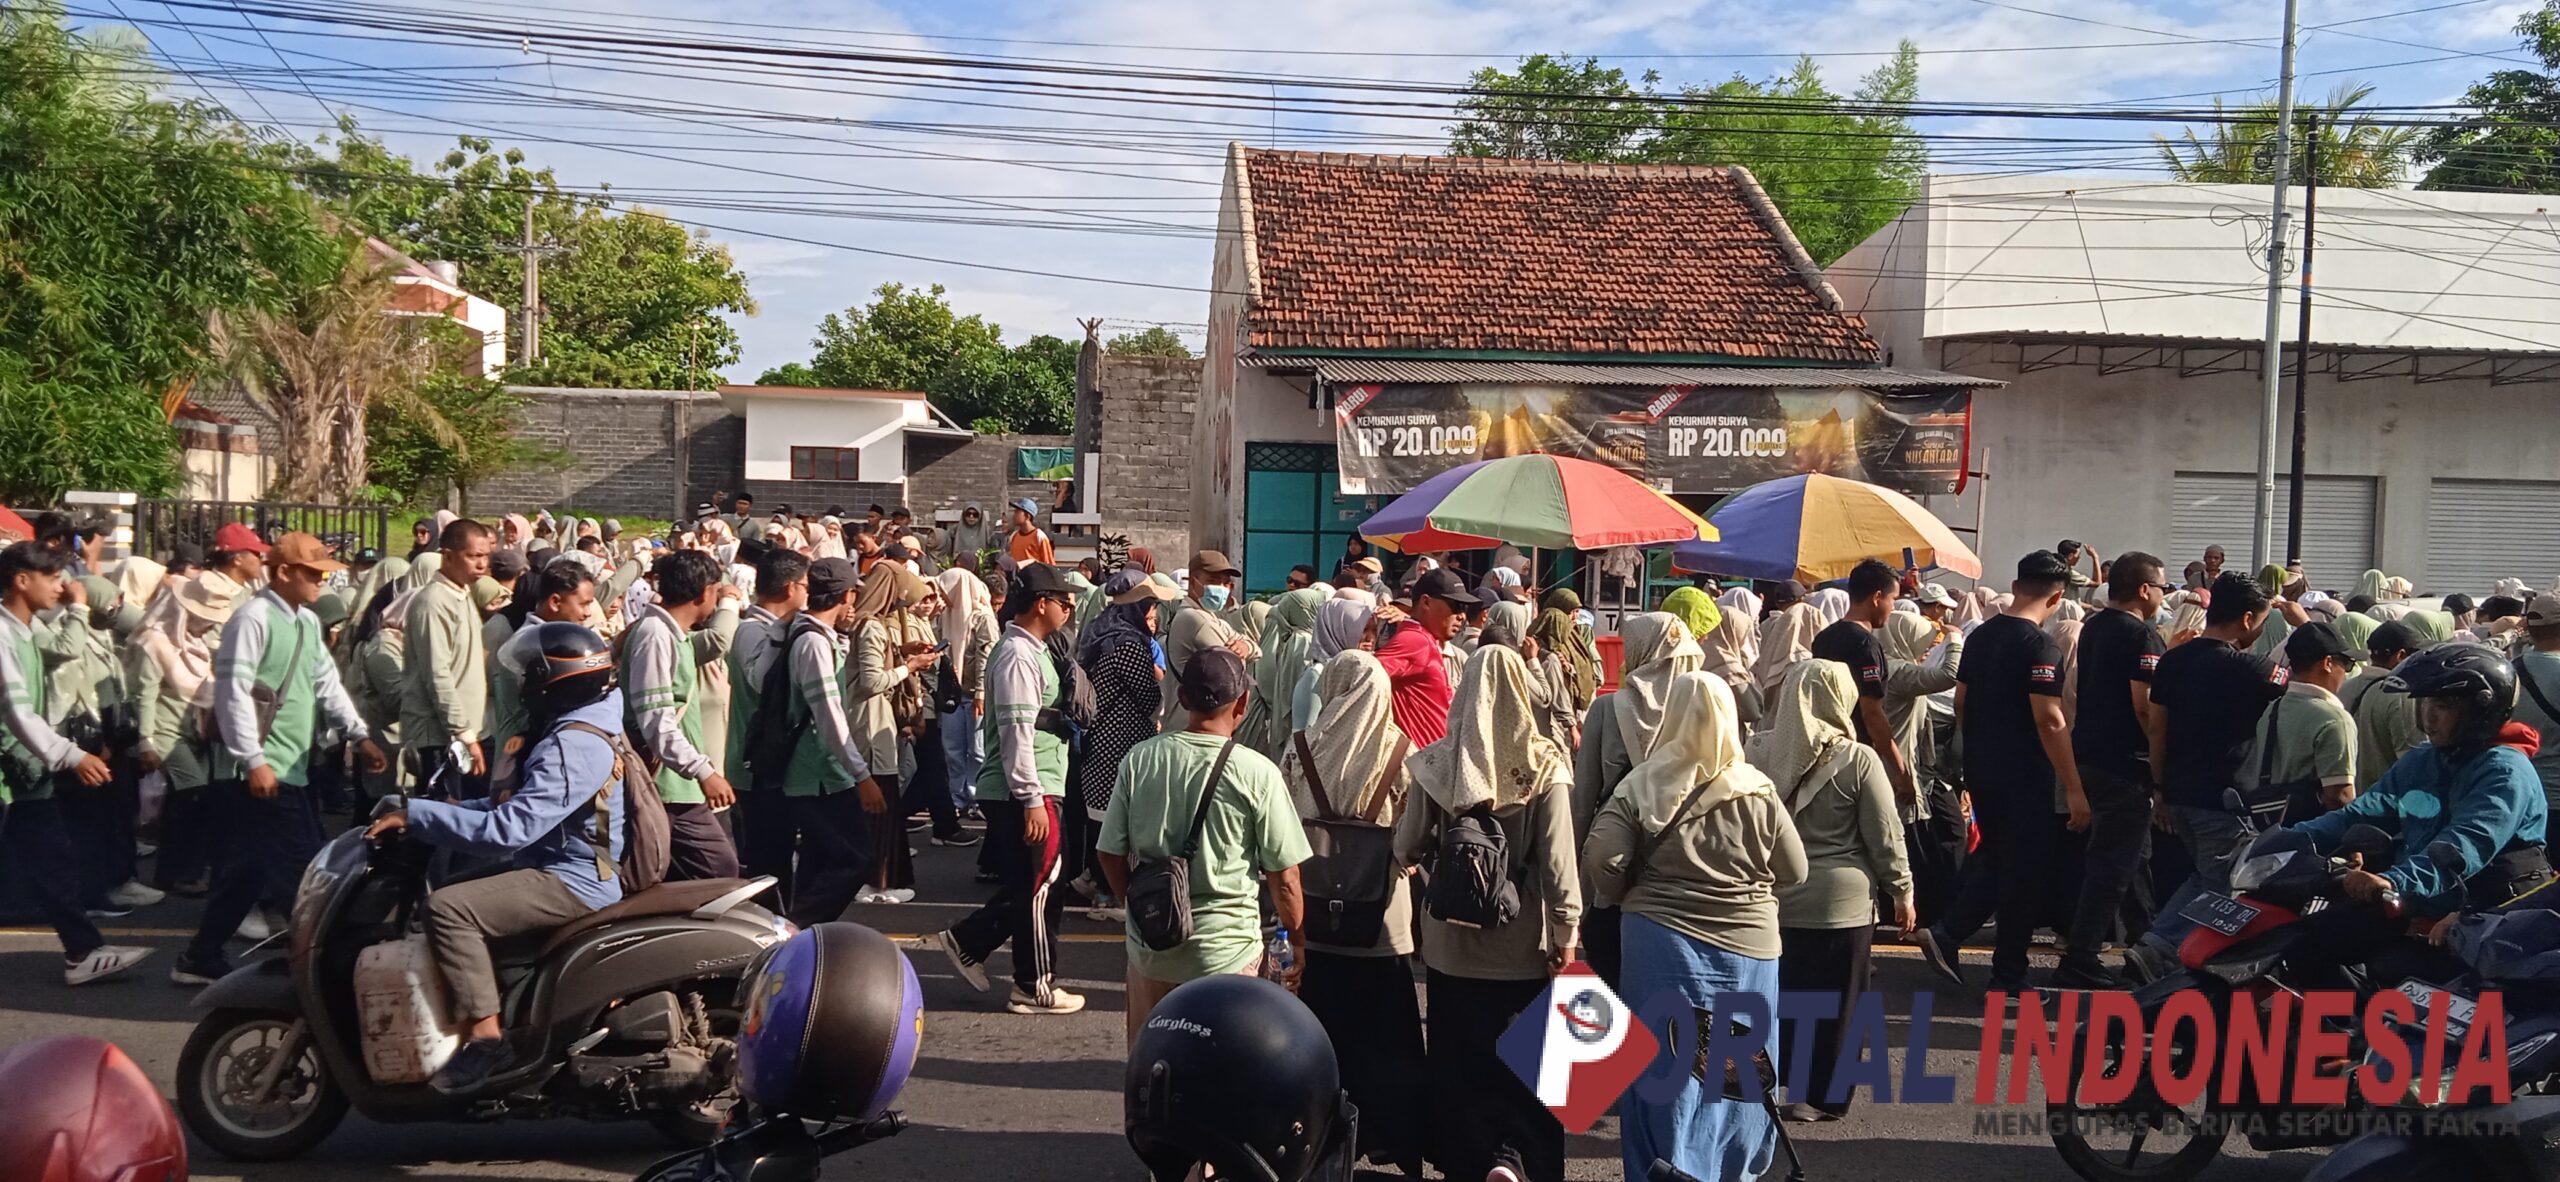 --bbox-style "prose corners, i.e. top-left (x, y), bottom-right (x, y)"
top-left (1359, 454), bottom-right (1715, 553)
